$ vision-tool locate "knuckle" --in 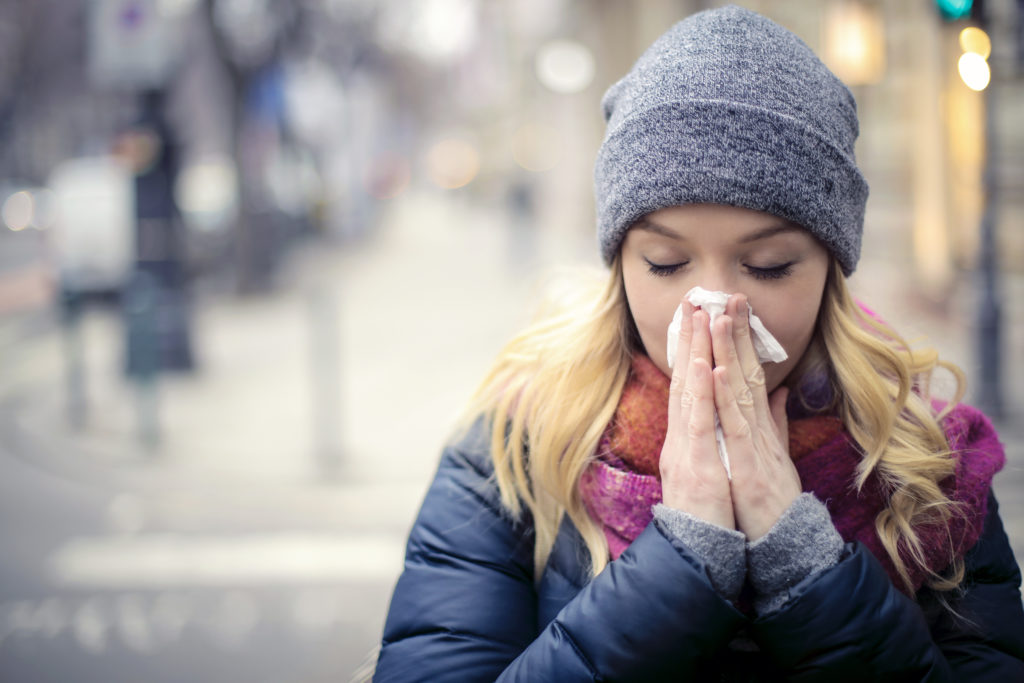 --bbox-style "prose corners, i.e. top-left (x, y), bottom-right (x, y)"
top-left (669, 374), bottom-right (685, 396)
top-left (721, 418), bottom-right (752, 442)
top-left (747, 365), bottom-right (766, 388)
top-left (687, 419), bottom-right (711, 440)
top-left (679, 387), bottom-right (697, 409)
top-left (736, 385), bottom-right (755, 408)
